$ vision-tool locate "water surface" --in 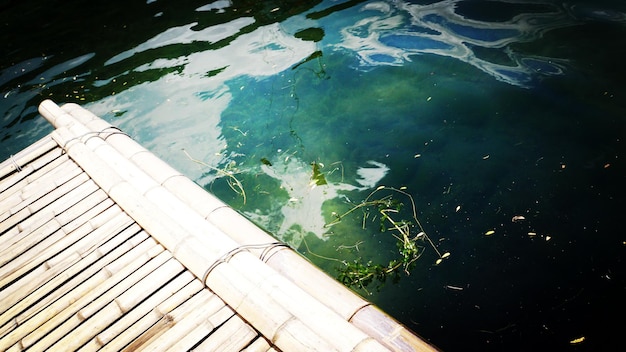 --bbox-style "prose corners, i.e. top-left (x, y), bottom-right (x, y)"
top-left (2, 0), bottom-right (625, 350)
